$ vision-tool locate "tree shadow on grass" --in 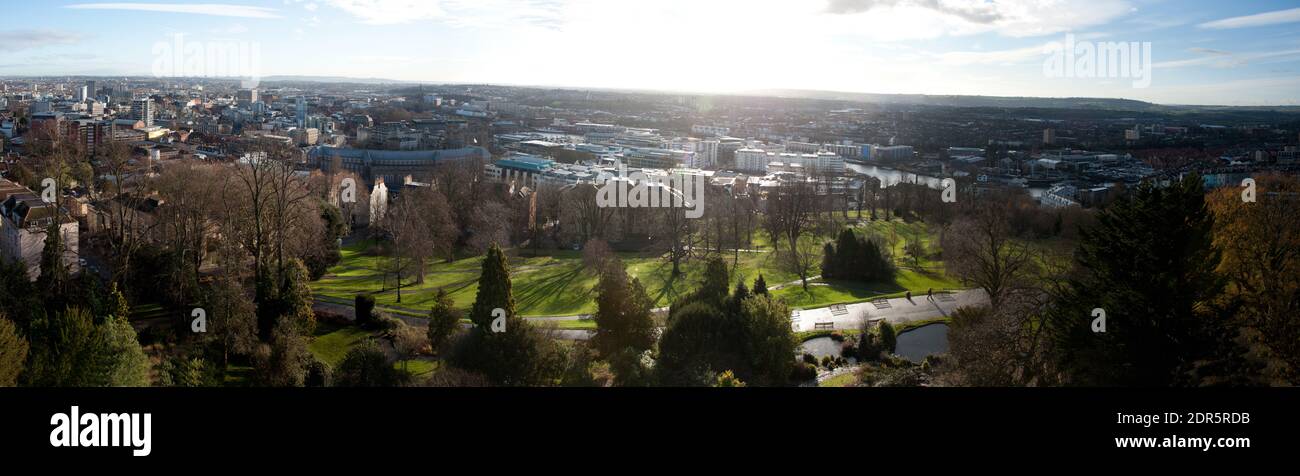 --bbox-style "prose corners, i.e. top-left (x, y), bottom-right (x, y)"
top-left (778, 278), bottom-right (907, 307)
top-left (643, 259), bottom-right (693, 308)
top-left (513, 264), bottom-right (589, 315)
